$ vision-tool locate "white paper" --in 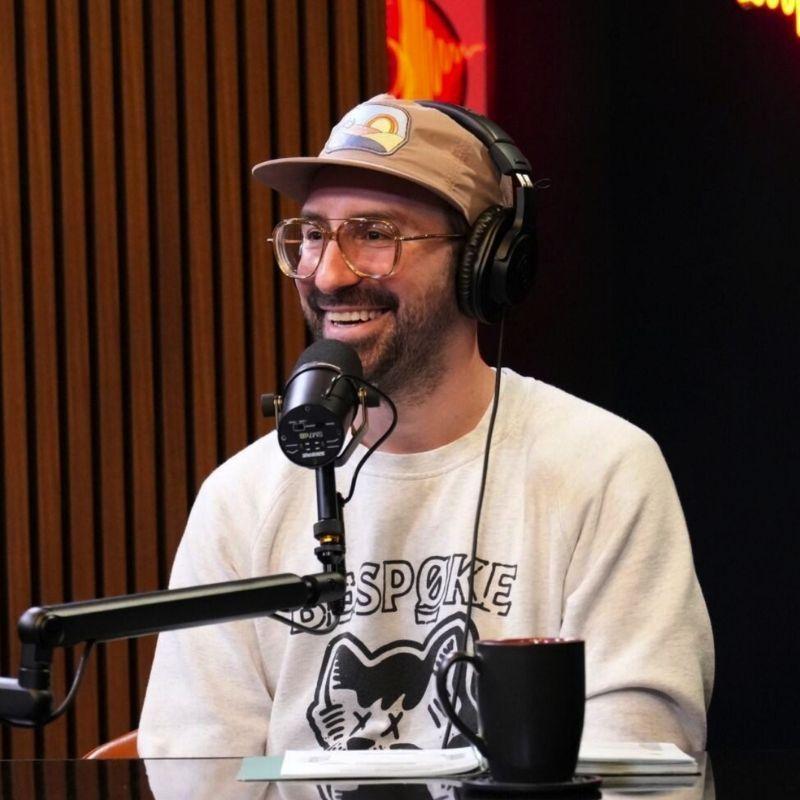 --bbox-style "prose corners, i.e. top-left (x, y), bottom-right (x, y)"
top-left (579, 742), bottom-right (695, 763)
top-left (280, 746), bottom-right (484, 779)
top-left (577, 742), bottom-right (698, 775)
top-left (275, 741), bottom-right (697, 780)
